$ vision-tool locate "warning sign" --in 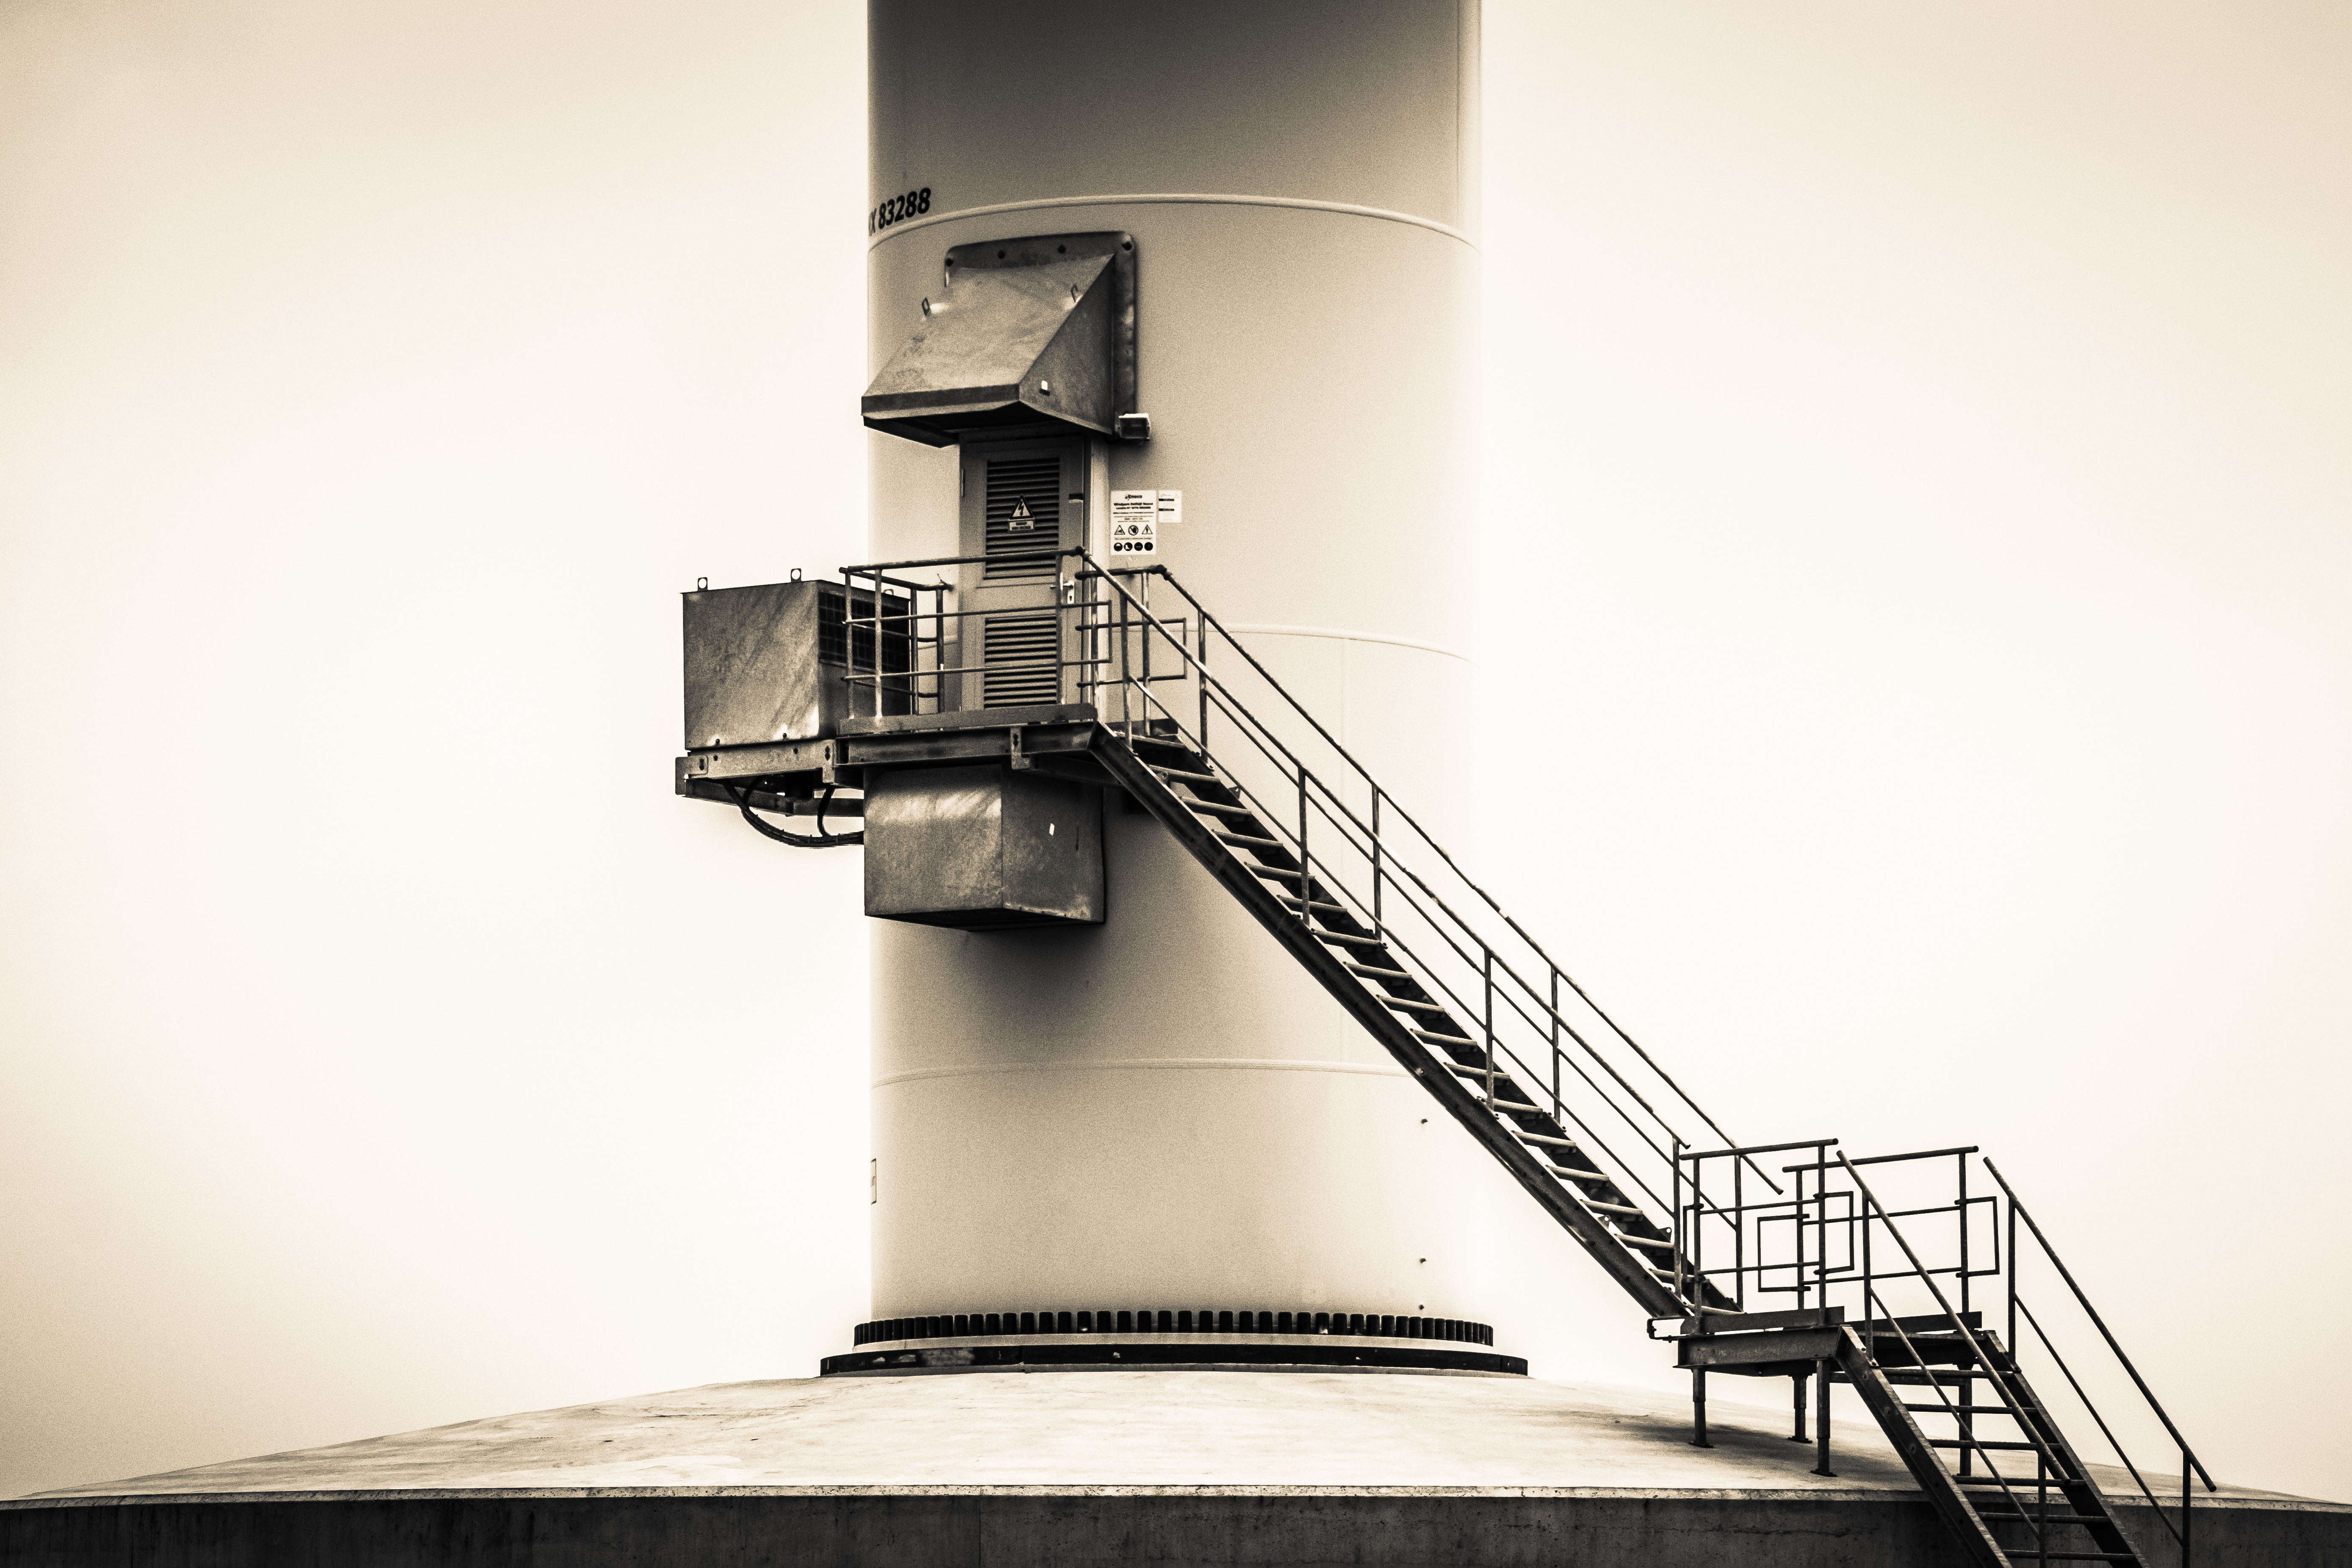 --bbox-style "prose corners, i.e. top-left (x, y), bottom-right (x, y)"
top-left (1007, 497), bottom-right (1034, 531)
top-left (1110, 489), bottom-right (1178, 556)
